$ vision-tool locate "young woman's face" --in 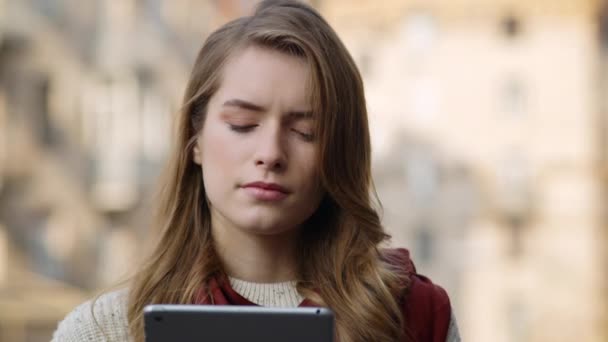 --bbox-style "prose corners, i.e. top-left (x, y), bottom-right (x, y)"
top-left (193, 45), bottom-right (323, 237)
